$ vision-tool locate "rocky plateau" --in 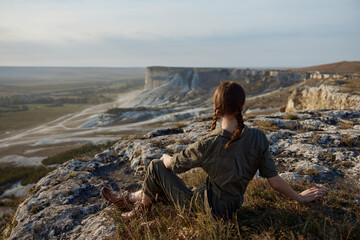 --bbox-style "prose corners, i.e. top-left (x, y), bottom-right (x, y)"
top-left (3, 108), bottom-right (360, 239)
